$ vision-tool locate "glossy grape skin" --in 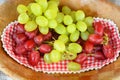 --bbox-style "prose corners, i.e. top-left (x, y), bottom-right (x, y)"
top-left (63, 15), bottom-right (73, 25)
top-left (48, 19), bottom-right (57, 28)
top-left (54, 24), bottom-right (66, 34)
top-left (81, 31), bottom-right (90, 41)
top-left (58, 34), bottom-right (69, 43)
top-left (70, 30), bottom-right (80, 42)
top-left (44, 9), bottom-right (57, 19)
top-left (30, 3), bottom-right (42, 16)
top-left (75, 10), bottom-right (85, 21)
top-left (62, 6), bottom-right (71, 15)
top-left (56, 12), bottom-right (64, 23)
top-left (54, 40), bottom-right (65, 52)
top-left (67, 23), bottom-right (76, 33)
top-left (74, 53), bottom-right (87, 64)
top-left (14, 33), bottom-right (27, 45)
top-left (68, 43), bottom-right (82, 54)
top-left (14, 45), bottom-right (27, 56)
top-left (17, 4), bottom-right (28, 14)
top-left (35, 0), bottom-right (48, 12)
top-left (76, 21), bottom-right (87, 32)
top-left (24, 39), bottom-right (36, 51)
top-left (28, 51), bottom-right (40, 66)
top-left (84, 17), bottom-right (94, 27)
top-left (39, 27), bottom-right (49, 35)
top-left (50, 50), bottom-right (62, 63)
top-left (34, 34), bottom-right (44, 45)
top-left (44, 53), bottom-right (52, 64)
top-left (25, 21), bottom-right (37, 32)
top-left (67, 62), bottom-right (81, 71)
top-left (18, 13), bottom-right (29, 24)
top-left (39, 44), bottom-right (52, 53)
top-left (36, 16), bottom-right (48, 27)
